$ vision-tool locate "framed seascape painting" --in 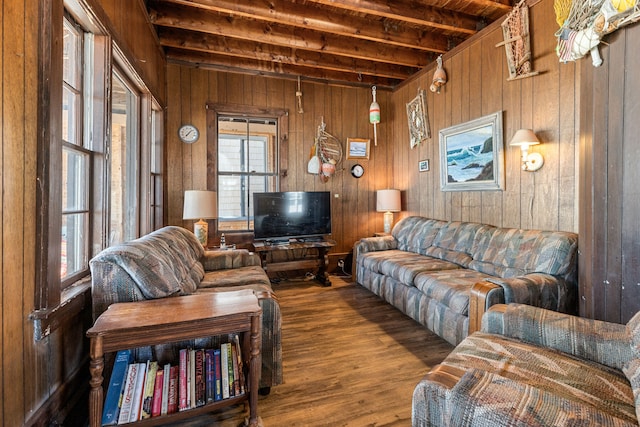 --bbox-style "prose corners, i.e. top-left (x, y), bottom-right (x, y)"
top-left (439, 111), bottom-right (504, 191)
top-left (346, 138), bottom-right (370, 160)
